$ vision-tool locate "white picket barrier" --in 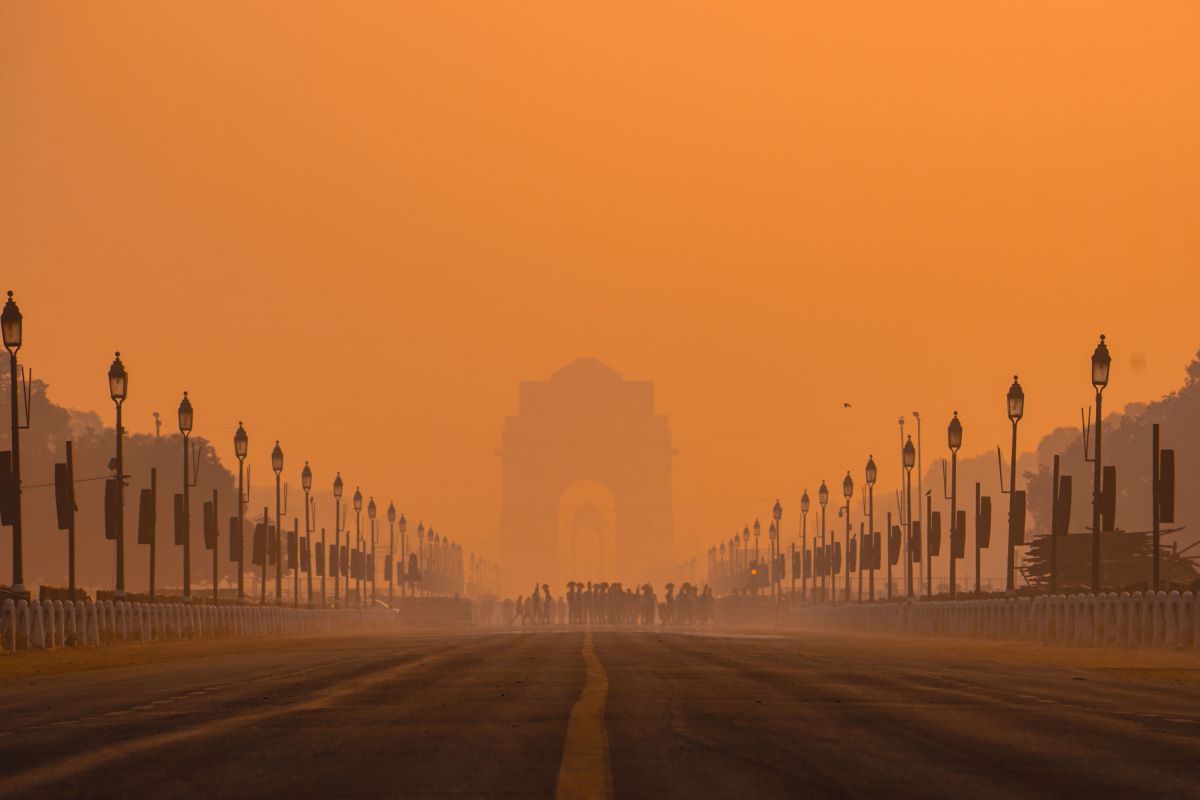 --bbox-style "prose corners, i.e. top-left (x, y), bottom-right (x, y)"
top-left (0, 599), bottom-right (395, 654)
top-left (789, 591), bottom-right (1200, 652)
